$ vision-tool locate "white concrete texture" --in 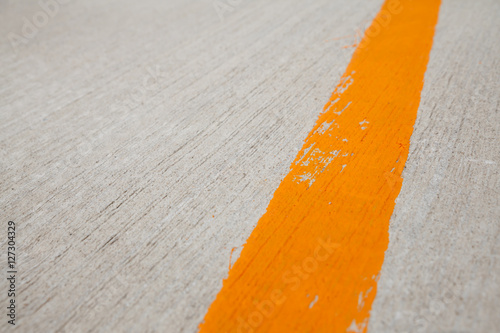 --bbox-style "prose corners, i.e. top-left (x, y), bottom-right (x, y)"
top-left (0, 0), bottom-right (498, 332)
